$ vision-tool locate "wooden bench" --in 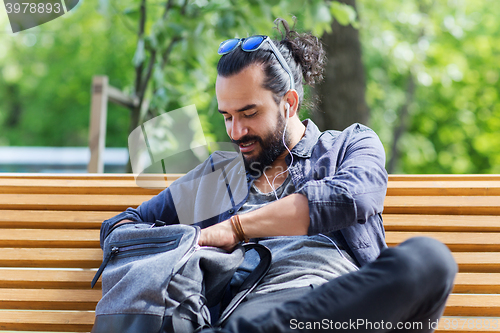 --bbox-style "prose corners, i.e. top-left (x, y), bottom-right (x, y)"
top-left (0, 173), bottom-right (499, 332)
